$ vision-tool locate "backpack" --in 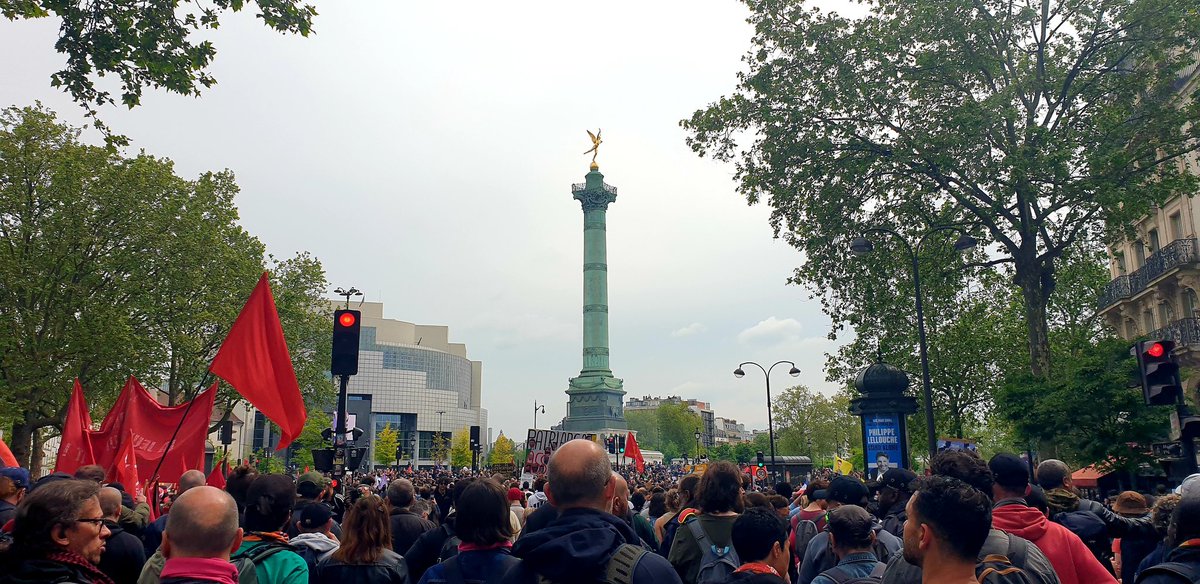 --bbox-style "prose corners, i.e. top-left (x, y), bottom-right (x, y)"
top-left (685, 518), bottom-right (740, 584)
top-left (1136, 562), bottom-right (1200, 584)
top-left (818, 562), bottom-right (886, 584)
top-left (230, 541), bottom-right (295, 584)
top-left (289, 543), bottom-right (323, 574)
top-left (439, 524), bottom-right (462, 562)
top-left (1051, 509), bottom-right (1112, 566)
top-left (531, 542), bottom-right (648, 584)
top-left (973, 532), bottom-right (1038, 584)
top-left (792, 519), bottom-right (819, 564)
